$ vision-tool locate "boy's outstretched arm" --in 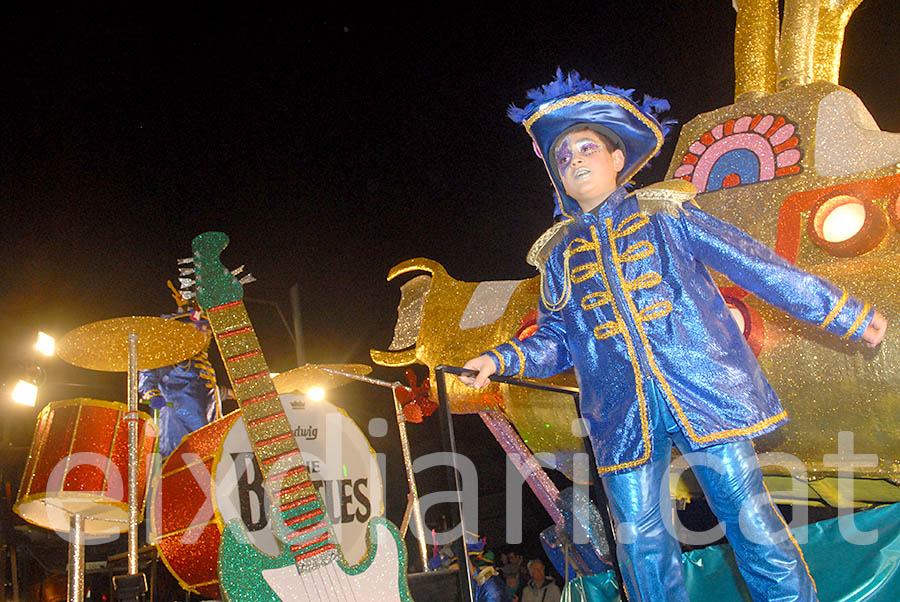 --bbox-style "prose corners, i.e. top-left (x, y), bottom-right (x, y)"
top-left (675, 207), bottom-right (884, 345)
